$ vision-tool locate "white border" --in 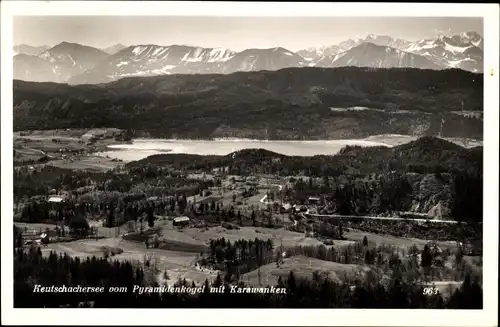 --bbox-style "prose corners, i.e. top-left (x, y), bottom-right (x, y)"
top-left (1, 2), bottom-right (498, 326)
